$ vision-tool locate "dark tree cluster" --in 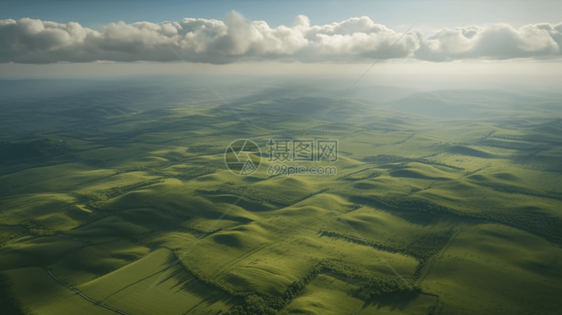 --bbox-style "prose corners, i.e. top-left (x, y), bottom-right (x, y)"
top-left (408, 230), bottom-right (456, 280)
top-left (86, 179), bottom-right (163, 203)
top-left (224, 259), bottom-right (422, 315)
top-left (0, 274), bottom-right (32, 315)
top-left (25, 219), bottom-right (56, 236)
top-left (463, 209), bottom-right (562, 245)
top-left (357, 276), bottom-right (420, 299)
top-left (226, 295), bottom-right (279, 315)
